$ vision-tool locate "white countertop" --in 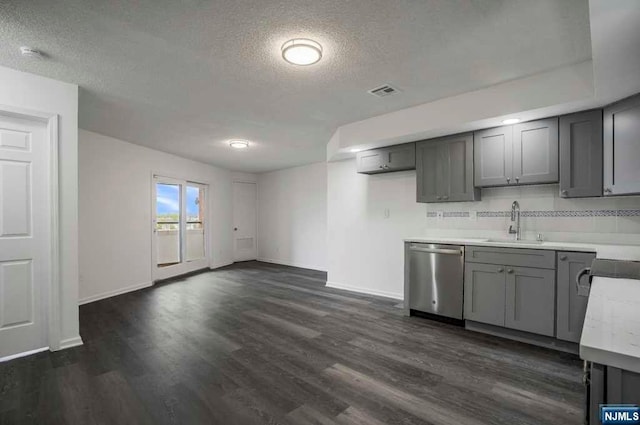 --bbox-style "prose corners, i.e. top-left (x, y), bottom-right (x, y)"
top-left (404, 235), bottom-right (640, 370)
top-left (580, 277), bottom-right (640, 374)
